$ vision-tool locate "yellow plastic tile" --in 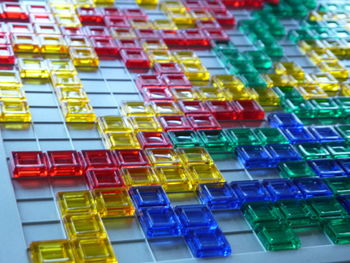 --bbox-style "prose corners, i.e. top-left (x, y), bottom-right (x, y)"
top-left (298, 39), bottom-right (324, 53)
top-left (180, 62), bottom-right (210, 82)
top-left (196, 86), bottom-right (227, 101)
top-left (136, 0), bottom-right (158, 4)
top-left (121, 166), bottom-right (159, 187)
top-left (0, 71), bottom-right (22, 88)
top-left (160, 1), bottom-right (186, 12)
top-left (308, 72), bottom-right (340, 92)
top-left (39, 35), bottom-right (68, 54)
top-left (267, 73), bottom-right (298, 87)
top-left (130, 19), bottom-right (154, 29)
top-left (64, 213), bottom-right (107, 239)
top-left (0, 88), bottom-right (26, 101)
top-left (71, 238), bottom-right (117, 263)
top-left (224, 87), bottom-right (259, 100)
top-left (97, 116), bottom-right (132, 133)
top-left (104, 132), bottom-right (141, 150)
top-left (94, 188), bottom-right (135, 217)
top-left (177, 147), bottom-right (213, 165)
top-left (307, 49), bottom-right (338, 65)
top-left (145, 148), bottom-right (181, 166)
top-left (51, 4), bottom-right (76, 15)
top-left (56, 87), bottom-right (89, 102)
top-left (149, 101), bottom-right (183, 115)
top-left (187, 164), bottom-right (225, 186)
top-left (155, 165), bottom-right (192, 192)
top-left (128, 115), bottom-right (162, 132)
top-left (48, 60), bottom-right (77, 75)
top-left (61, 101), bottom-right (97, 123)
top-left (170, 87), bottom-right (200, 101)
top-left (296, 85), bottom-right (328, 99)
top-left (56, 14), bottom-right (82, 27)
top-left (153, 19), bottom-right (178, 30)
top-left (341, 82), bottom-right (350, 96)
top-left (18, 59), bottom-right (49, 79)
top-left (120, 101), bottom-right (154, 116)
top-left (173, 50), bottom-right (200, 64)
top-left (69, 47), bottom-right (99, 67)
top-left (12, 34), bottom-right (40, 53)
top-left (212, 74), bottom-right (245, 91)
top-left (189, 9), bottom-right (214, 21)
top-left (110, 28), bottom-right (137, 39)
top-left (72, 0), bottom-right (96, 8)
top-left (1, 101), bottom-right (31, 122)
top-left (318, 60), bottom-right (349, 80)
top-left (142, 39), bottom-right (168, 51)
top-left (57, 190), bottom-right (96, 216)
top-left (146, 50), bottom-right (174, 66)
top-left (323, 38), bottom-right (350, 57)
top-left (29, 240), bottom-right (75, 263)
top-left (274, 62), bottom-right (305, 80)
top-left (257, 88), bottom-right (280, 106)
top-left (166, 9), bottom-right (195, 27)
top-left (51, 73), bottom-right (83, 89)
